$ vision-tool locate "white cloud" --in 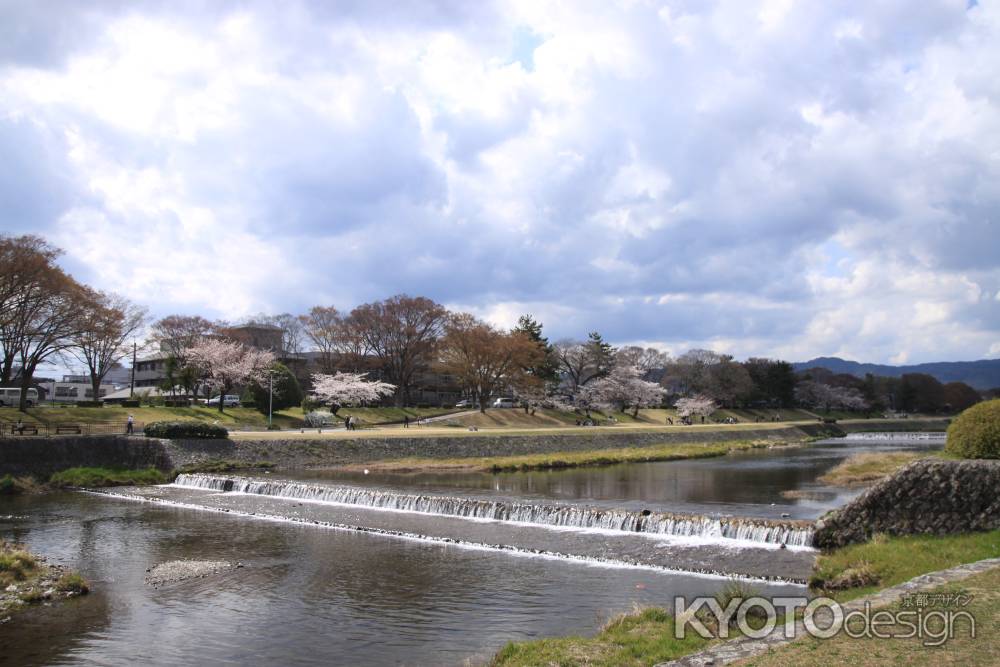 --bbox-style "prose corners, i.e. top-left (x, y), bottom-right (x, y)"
top-left (0, 0), bottom-right (998, 364)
